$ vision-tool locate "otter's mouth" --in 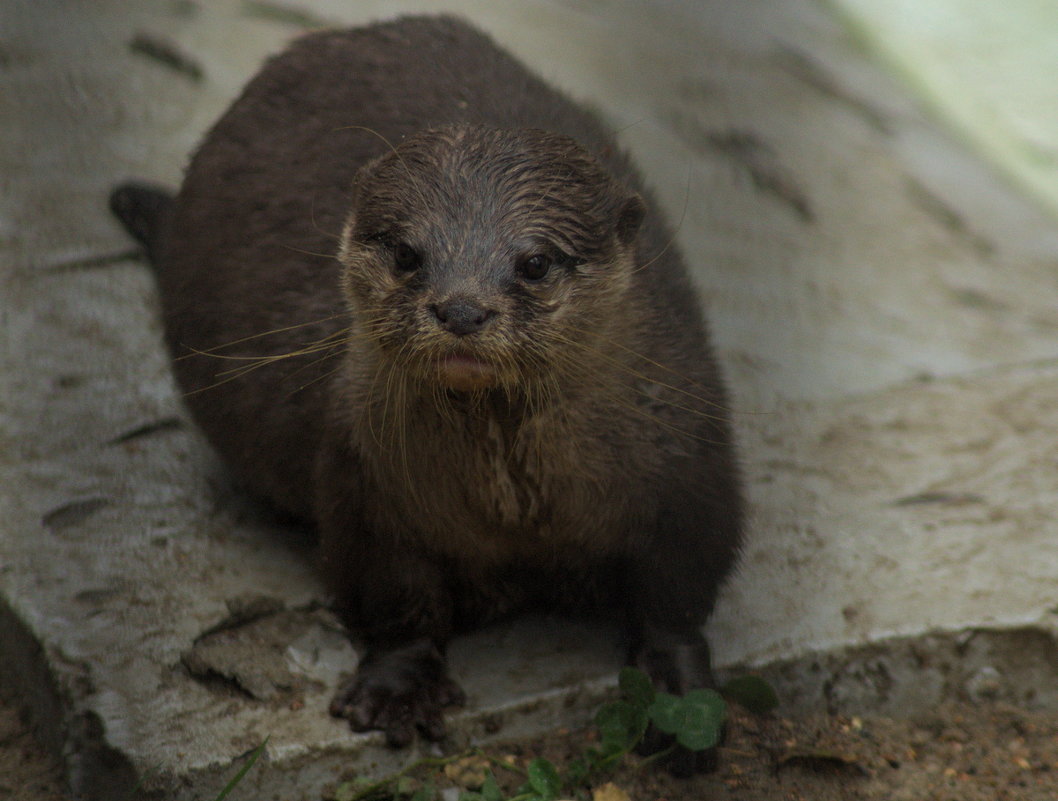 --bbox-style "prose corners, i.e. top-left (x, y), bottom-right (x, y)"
top-left (433, 352), bottom-right (500, 392)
